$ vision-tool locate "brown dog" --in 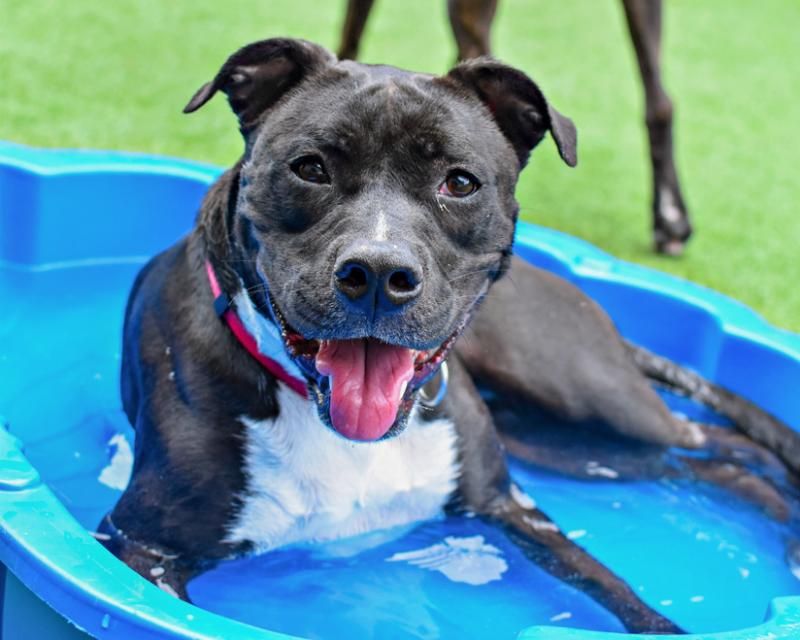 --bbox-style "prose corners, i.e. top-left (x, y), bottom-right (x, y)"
top-left (338, 0), bottom-right (693, 254)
